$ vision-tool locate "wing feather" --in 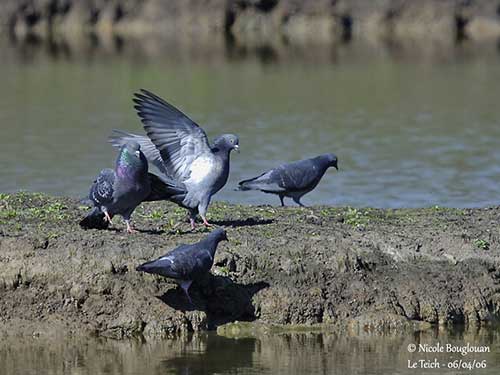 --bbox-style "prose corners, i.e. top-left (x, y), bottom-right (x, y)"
top-left (134, 89), bottom-right (212, 183)
top-left (90, 169), bottom-right (115, 206)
